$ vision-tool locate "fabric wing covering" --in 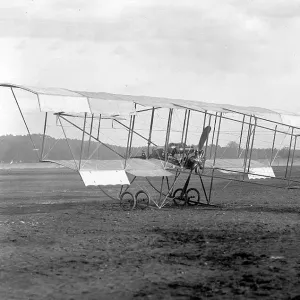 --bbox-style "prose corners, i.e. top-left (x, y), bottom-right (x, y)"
top-left (1, 83), bottom-right (300, 122)
top-left (248, 167), bottom-right (275, 180)
top-left (48, 158), bottom-right (174, 186)
top-left (80, 170), bottom-right (130, 186)
top-left (80, 159), bottom-right (173, 186)
top-left (206, 159), bottom-right (275, 180)
top-left (125, 158), bottom-right (174, 177)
